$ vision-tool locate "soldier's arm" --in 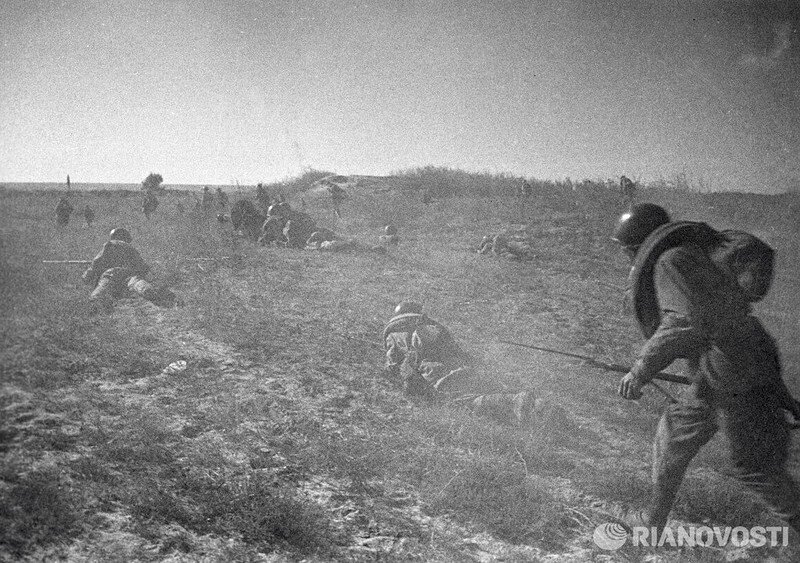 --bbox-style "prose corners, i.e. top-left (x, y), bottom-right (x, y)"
top-left (83, 244), bottom-right (111, 286)
top-left (629, 249), bottom-right (716, 384)
top-left (629, 313), bottom-right (709, 384)
top-left (385, 335), bottom-right (403, 377)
